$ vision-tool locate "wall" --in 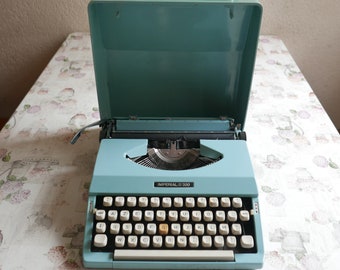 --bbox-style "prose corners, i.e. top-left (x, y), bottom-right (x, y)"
top-left (0, 0), bottom-right (339, 129)
top-left (260, 0), bottom-right (340, 130)
top-left (0, 0), bottom-right (90, 120)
